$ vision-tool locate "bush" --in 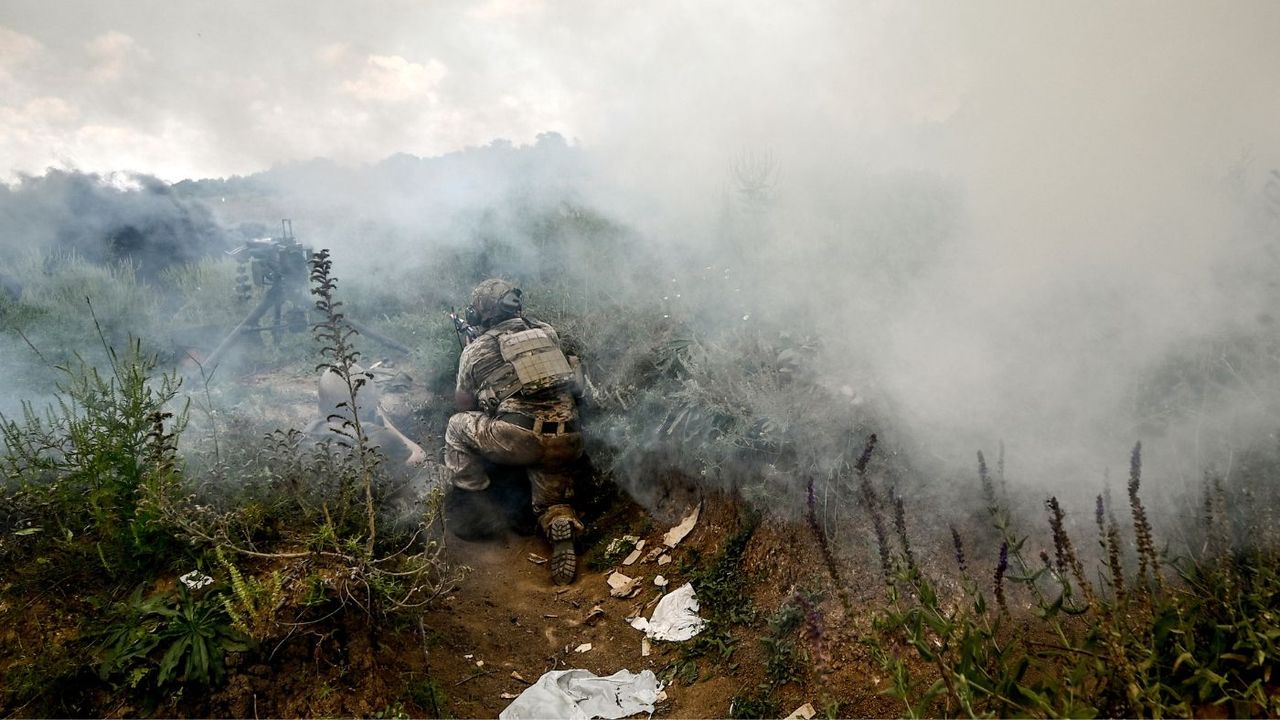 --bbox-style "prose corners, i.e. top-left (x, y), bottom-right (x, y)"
top-left (0, 335), bottom-right (186, 582)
